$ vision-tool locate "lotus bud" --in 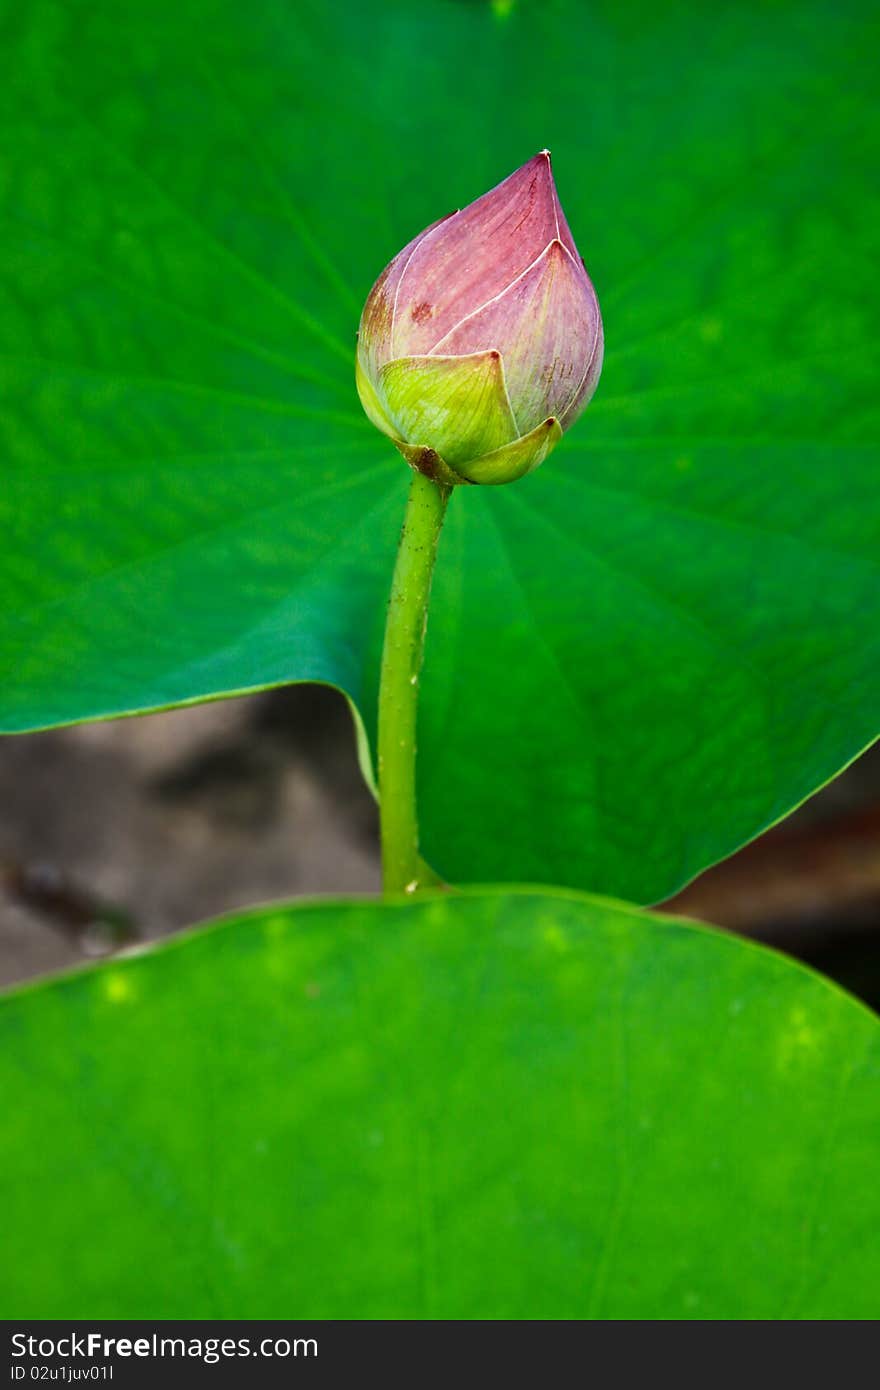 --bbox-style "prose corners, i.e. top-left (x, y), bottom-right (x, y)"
top-left (356, 152), bottom-right (603, 486)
